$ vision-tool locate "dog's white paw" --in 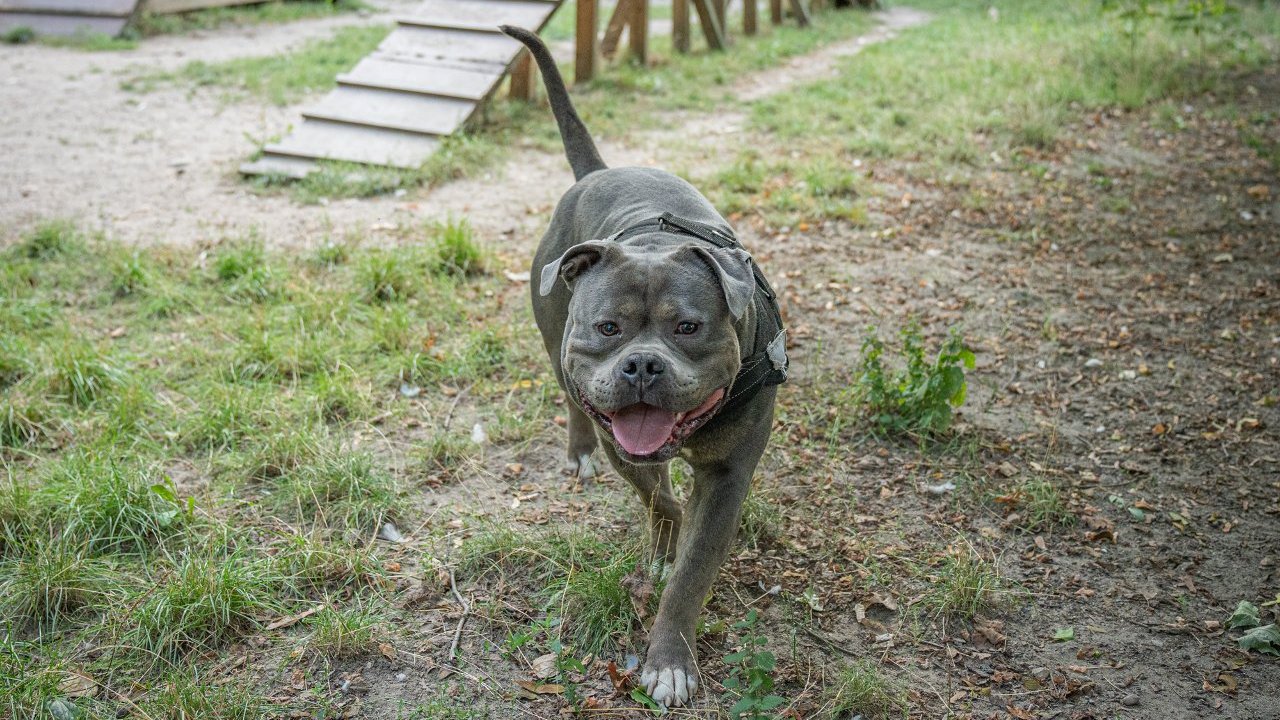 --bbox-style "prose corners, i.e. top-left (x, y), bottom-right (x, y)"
top-left (640, 665), bottom-right (697, 708)
top-left (567, 453), bottom-right (597, 480)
